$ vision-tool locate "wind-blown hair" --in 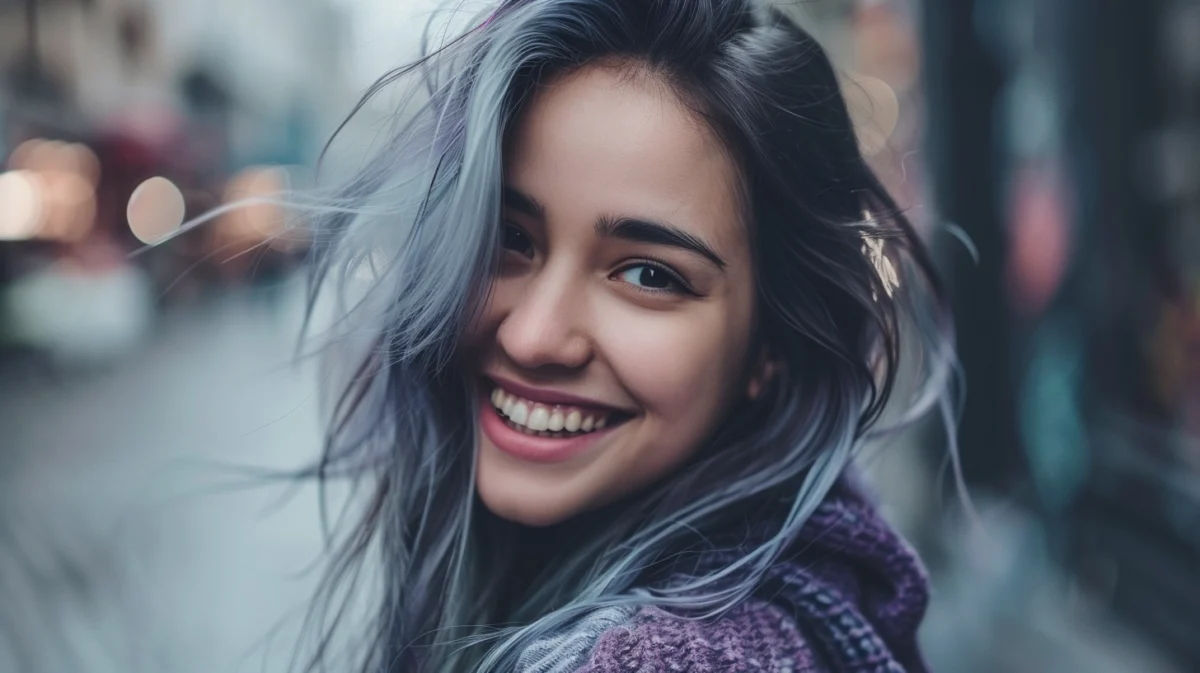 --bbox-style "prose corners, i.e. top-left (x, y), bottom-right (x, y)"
top-left (300, 1), bottom-right (954, 671)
